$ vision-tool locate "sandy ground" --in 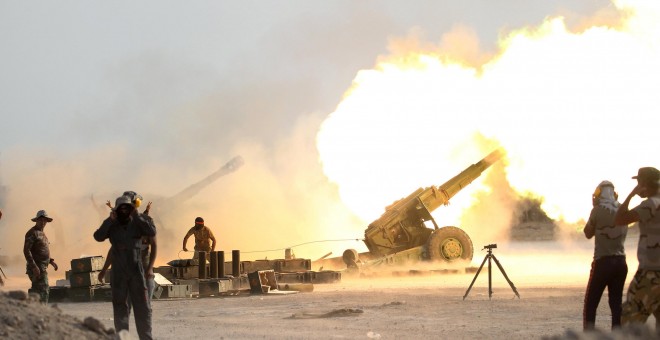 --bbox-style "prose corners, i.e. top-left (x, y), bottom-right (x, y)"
top-left (3, 272), bottom-right (655, 340)
top-left (2, 238), bottom-right (657, 339)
